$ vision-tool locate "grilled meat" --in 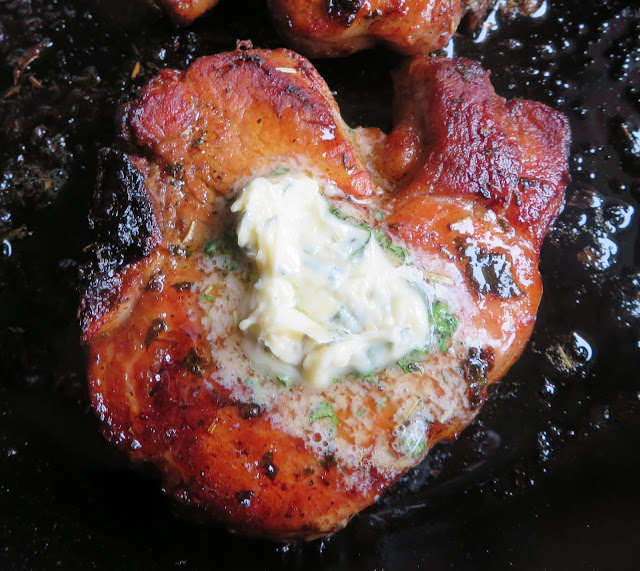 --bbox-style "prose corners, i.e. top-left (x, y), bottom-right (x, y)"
top-left (81, 47), bottom-right (569, 540)
top-left (267, 0), bottom-right (470, 57)
top-left (151, 0), bottom-right (221, 24)
top-left (152, 0), bottom-right (498, 55)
